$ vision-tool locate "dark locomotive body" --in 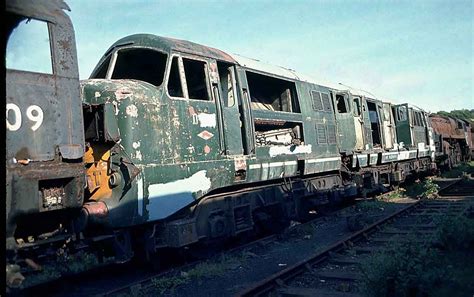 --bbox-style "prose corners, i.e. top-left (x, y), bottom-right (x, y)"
top-left (5, 0), bottom-right (85, 287)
